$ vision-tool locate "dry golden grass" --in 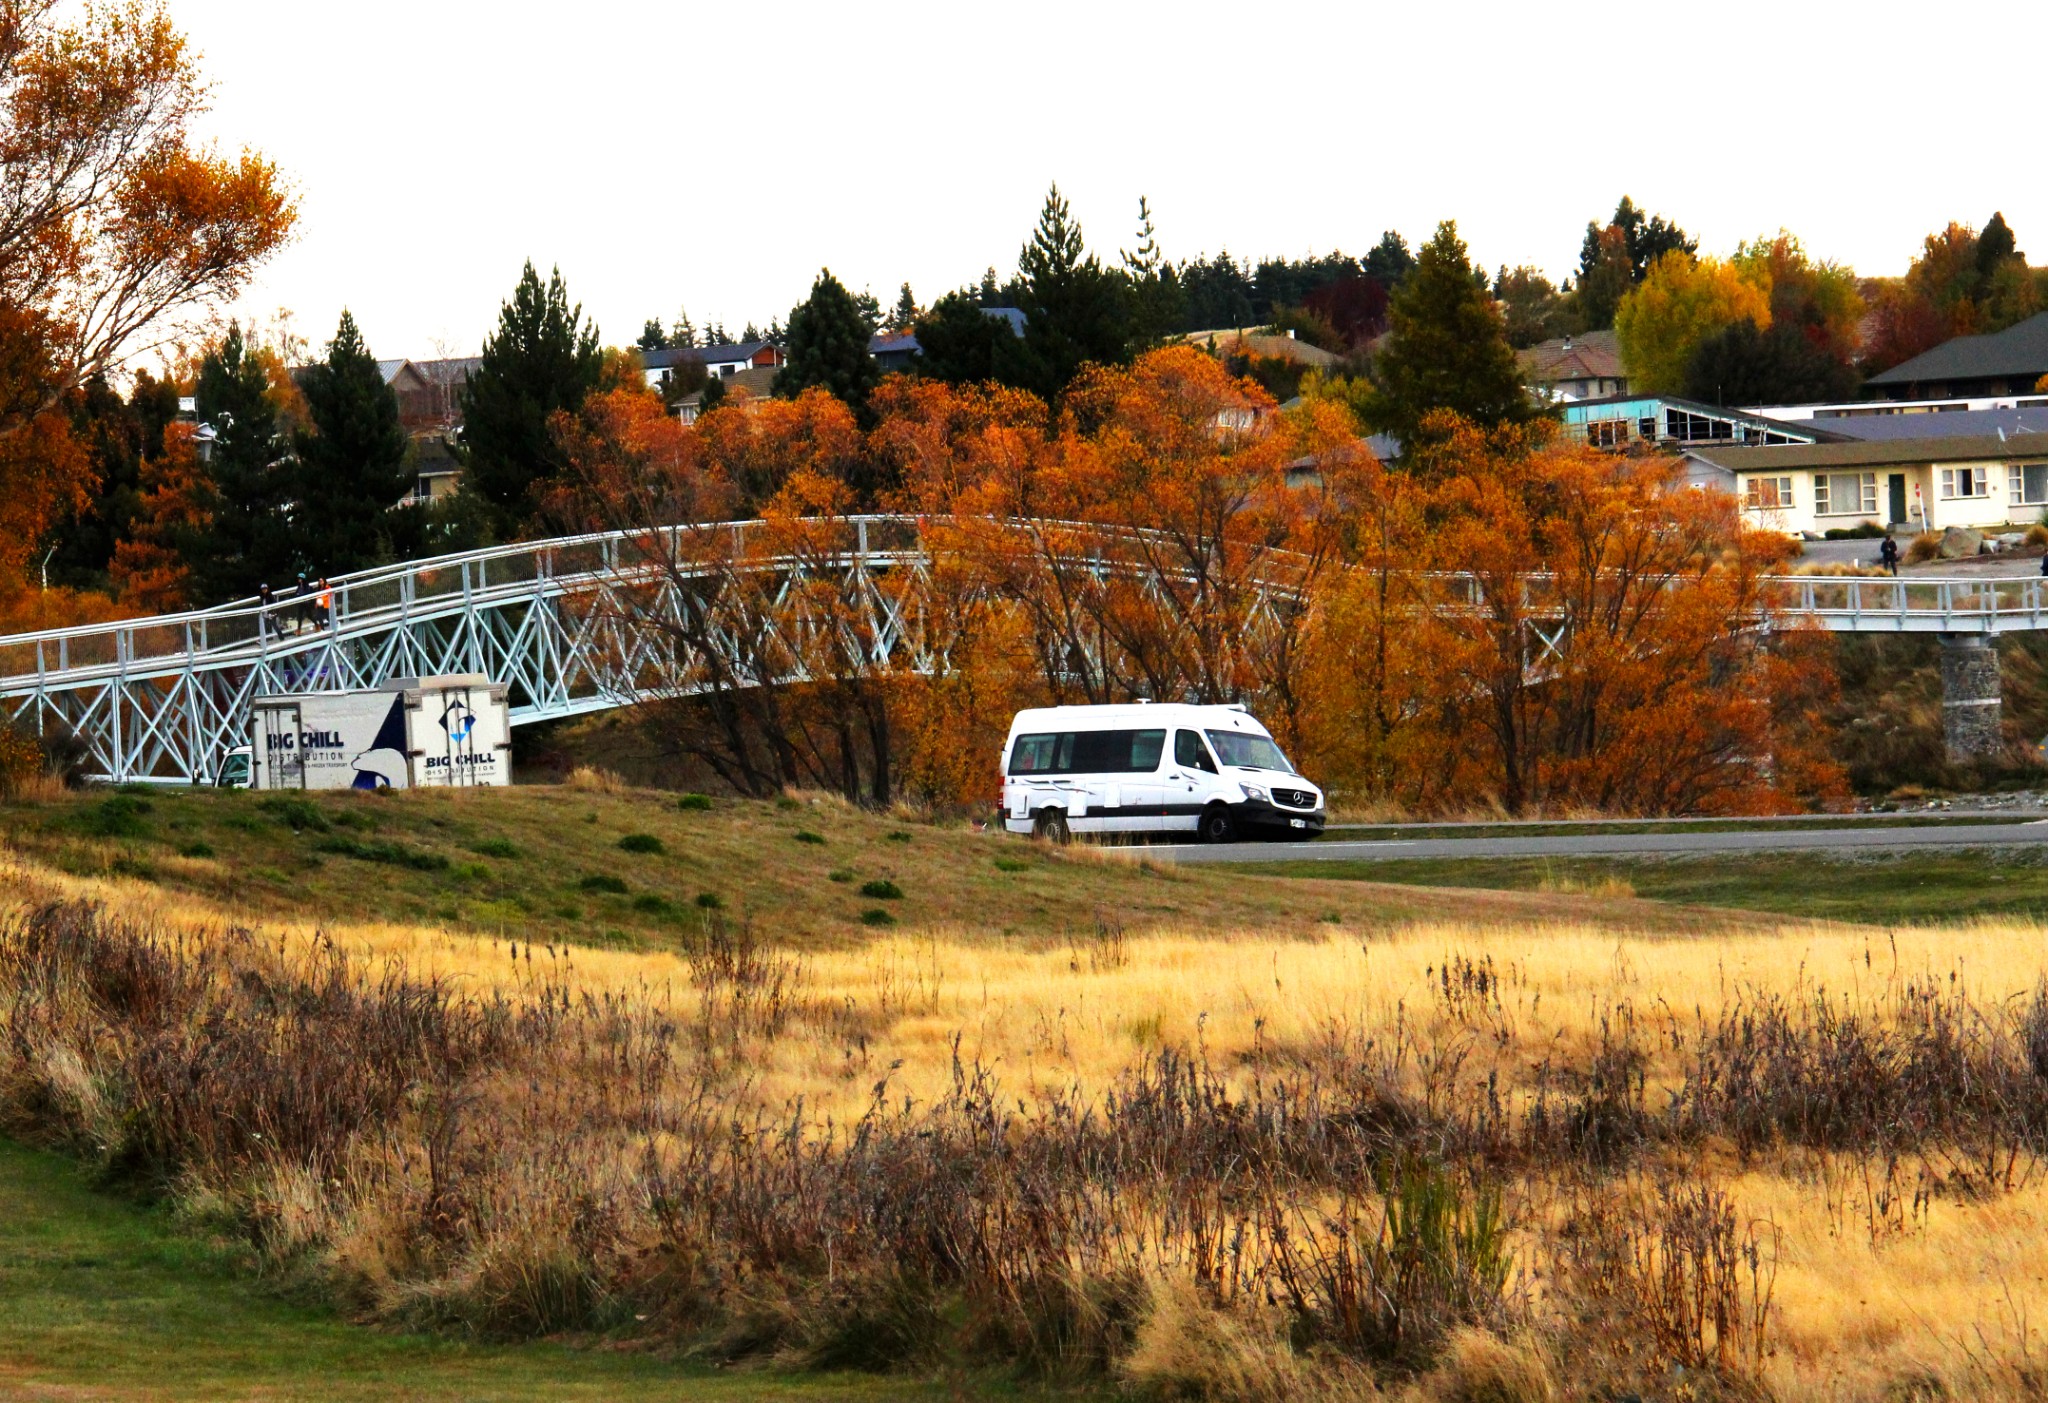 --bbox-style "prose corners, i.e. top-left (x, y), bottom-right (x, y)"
top-left (11, 834), bottom-right (2048, 1399)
